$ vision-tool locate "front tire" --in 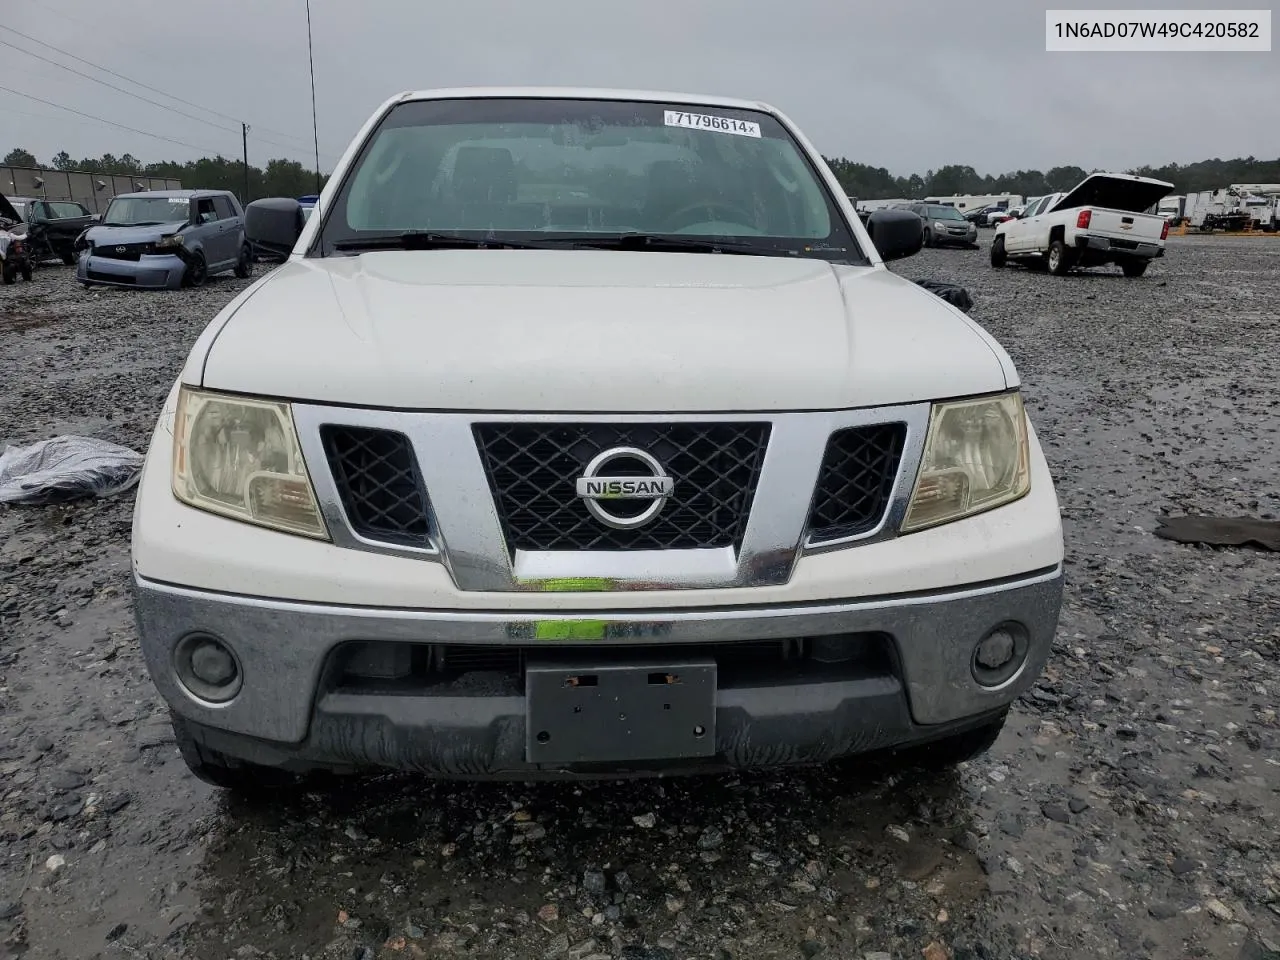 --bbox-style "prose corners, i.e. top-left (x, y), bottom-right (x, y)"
top-left (989, 235), bottom-right (1007, 267)
top-left (183, 251), bottom-right (208, 288)
top-left (61, 253), bottom-right (76, 266)
top-left (21, 264), bottom-right (33, 281)
top-left (2, 261), bottom-right (14, 285)
top-left (1121, 259), bottom-right (1149, 278)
